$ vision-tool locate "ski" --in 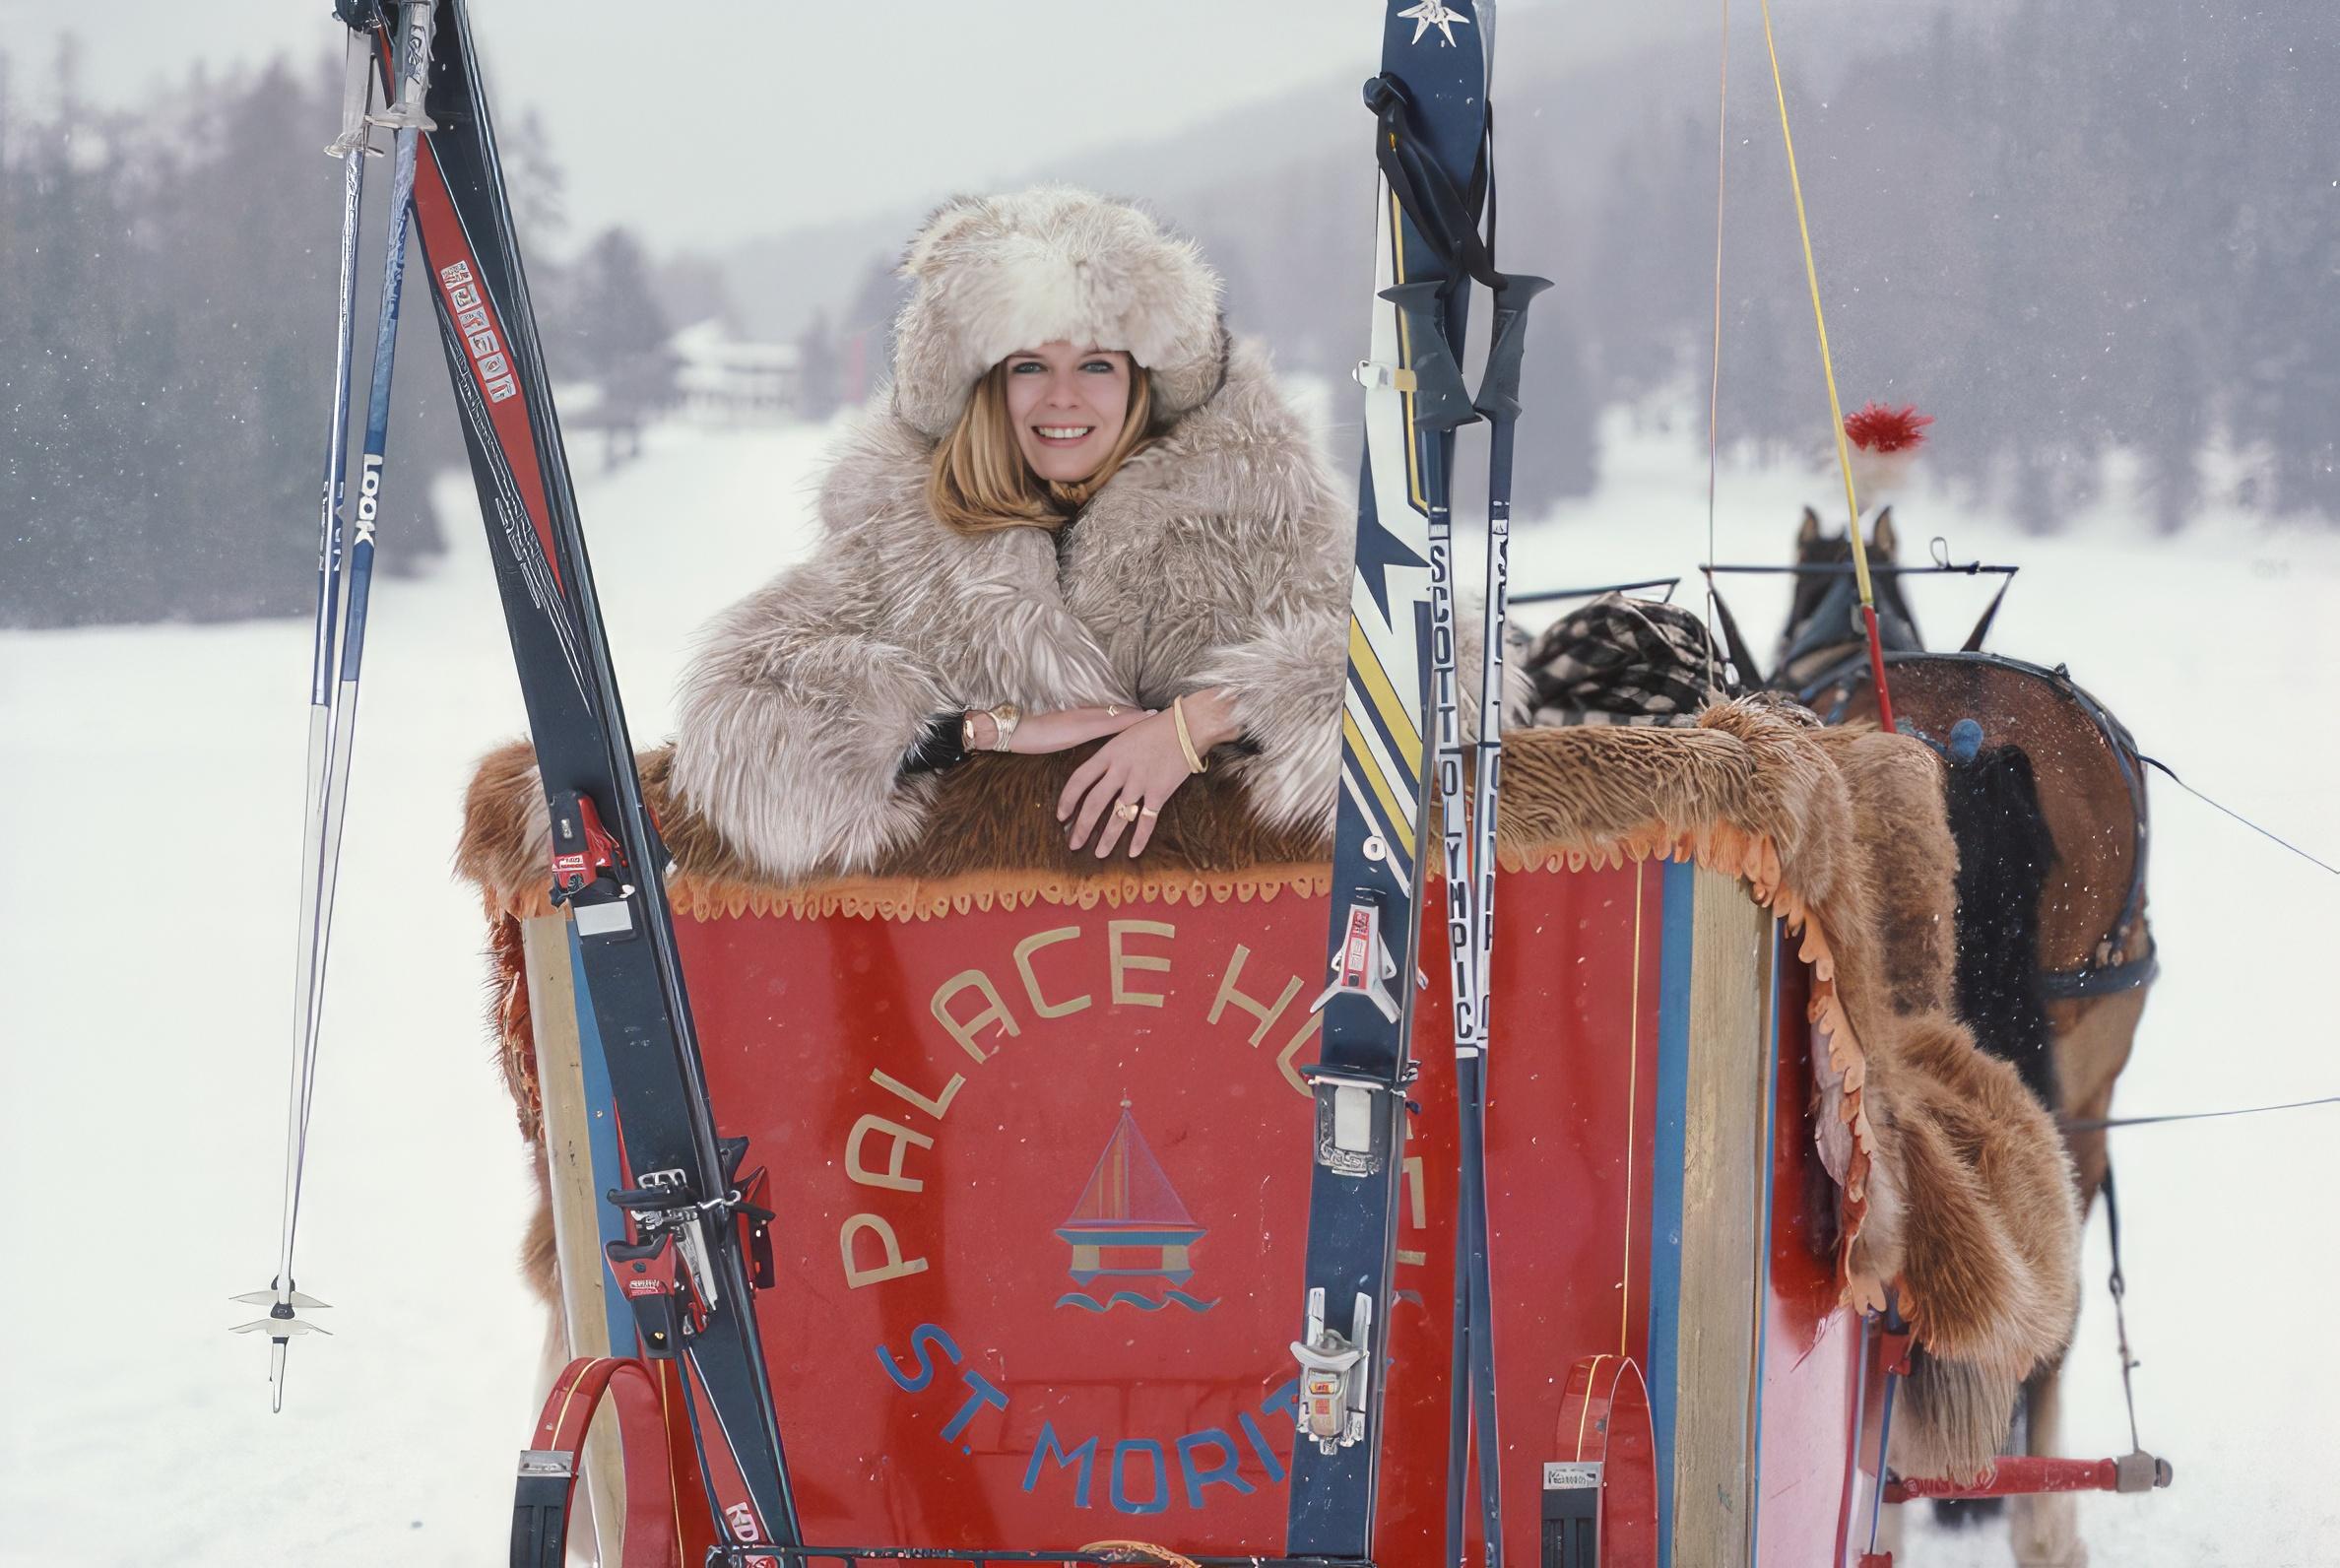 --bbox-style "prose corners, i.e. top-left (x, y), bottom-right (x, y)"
top-left (382, 2), bottom-right (801, 1558)
top-left (1287, 3), bottom-right (1494, 1557)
